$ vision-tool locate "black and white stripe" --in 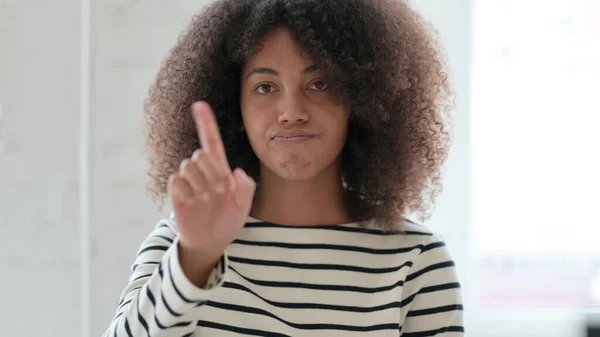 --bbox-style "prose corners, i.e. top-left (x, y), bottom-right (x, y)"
top-left (102, 218), bottom-right (464, 337)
